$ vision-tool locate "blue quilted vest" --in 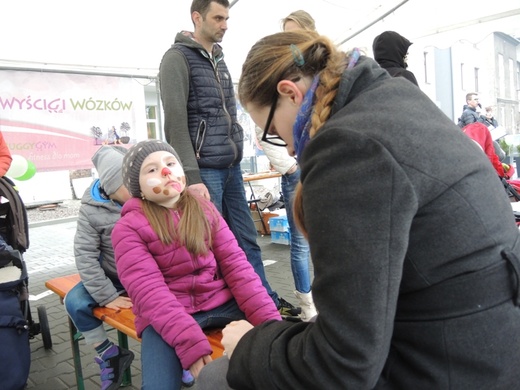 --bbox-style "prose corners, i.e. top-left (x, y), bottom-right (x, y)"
top-left (174, 44), bottom-right (244, 168)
